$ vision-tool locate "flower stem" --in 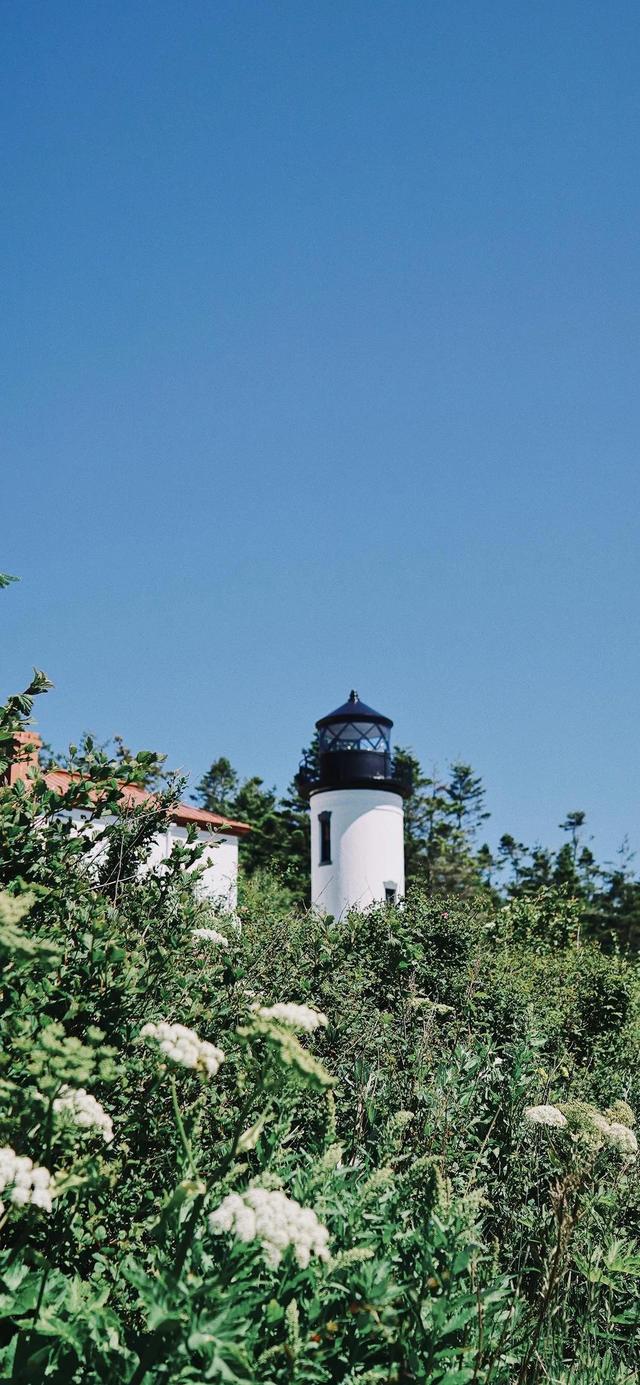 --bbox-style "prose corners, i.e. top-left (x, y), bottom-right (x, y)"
top-left (170, 1075), bottom-right (196, 1176)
